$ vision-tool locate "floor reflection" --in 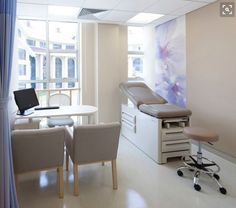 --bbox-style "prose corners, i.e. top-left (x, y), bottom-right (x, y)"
top-left (126, 189), bottom-right (148, 208)
top-left (39, 171), bottom-right (49, 188)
